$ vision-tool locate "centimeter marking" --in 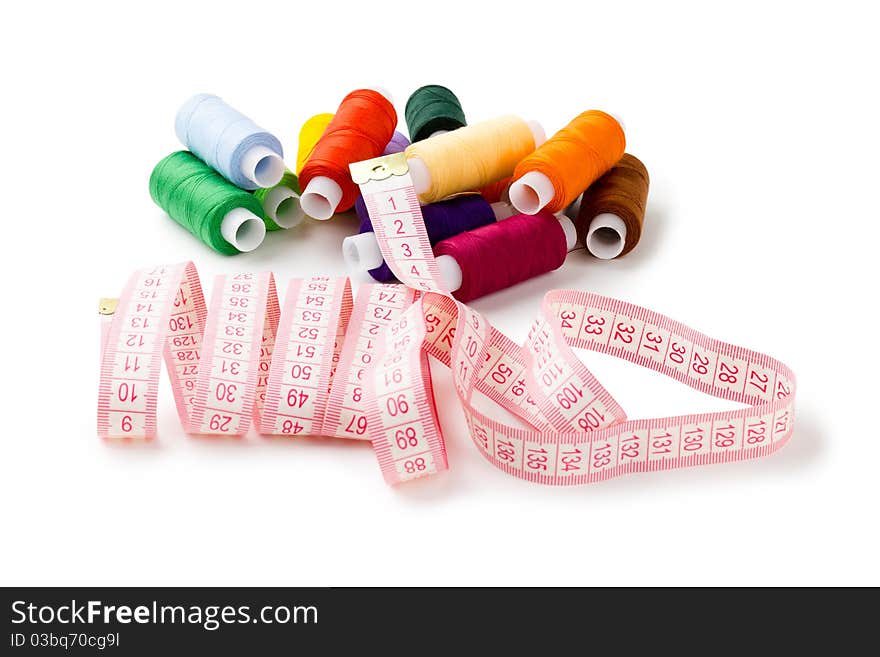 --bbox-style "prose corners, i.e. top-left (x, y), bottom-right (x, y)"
top-left (97, 263), bottom-right (796, 486)
top-left (96, 158), bottom-right (796, 486)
